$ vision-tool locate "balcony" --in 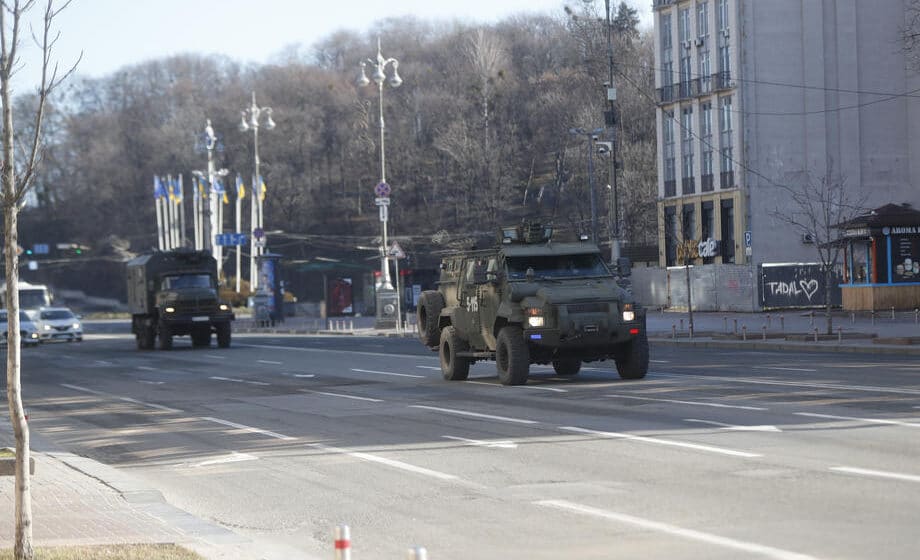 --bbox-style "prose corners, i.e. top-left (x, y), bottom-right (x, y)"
top-left (701, 174), bottom-right (714, 192)
top-left (720, 170), bottom-right (734, 189)
top-left (664, 180), bottom-right (677, 197)
top-left (653, 0), bottom-right (675, 9)
top-left (682, 177), bottom-right (696, 195)
top-left (713, 71), bottom-right (734, 91)
top-left (657, 84), bottom-right (677, 104)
